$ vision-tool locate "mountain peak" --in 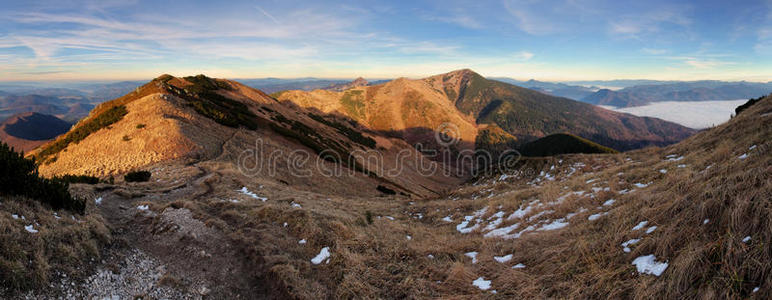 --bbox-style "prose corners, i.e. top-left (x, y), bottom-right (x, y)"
top-left (324, 77), bottom-right (370, 91)
top-left (442, 68), bottom-right (479, 78)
